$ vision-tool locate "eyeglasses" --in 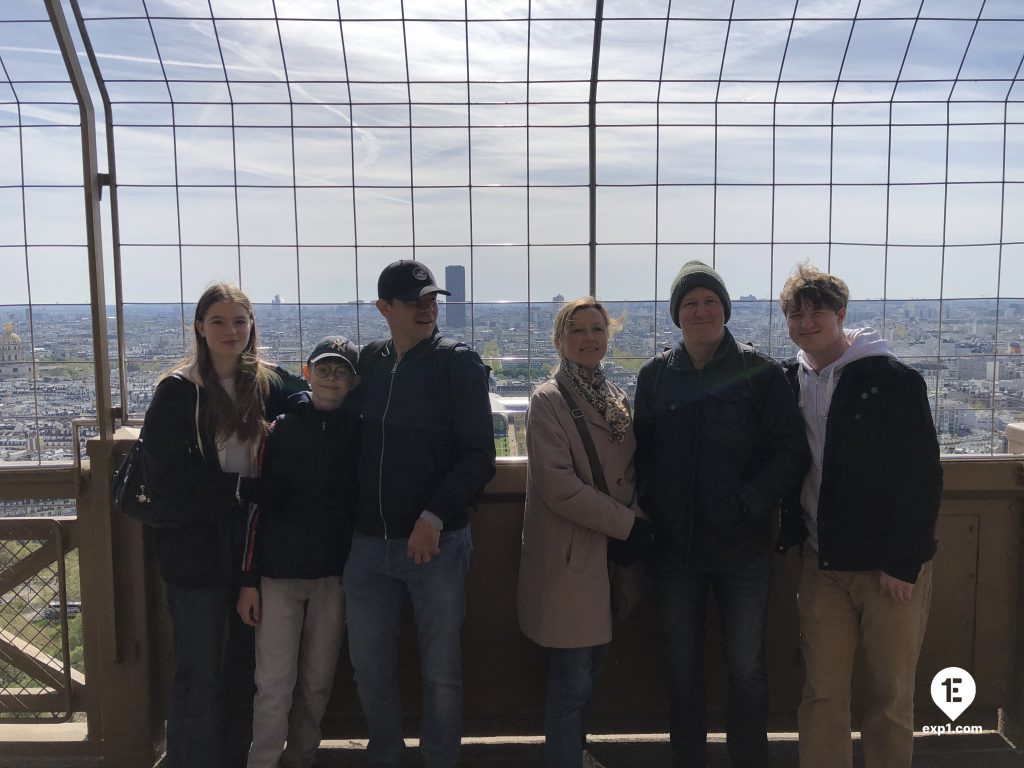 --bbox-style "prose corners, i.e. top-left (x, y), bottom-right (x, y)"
top-left (312, 363), bottom-right (353, 381)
